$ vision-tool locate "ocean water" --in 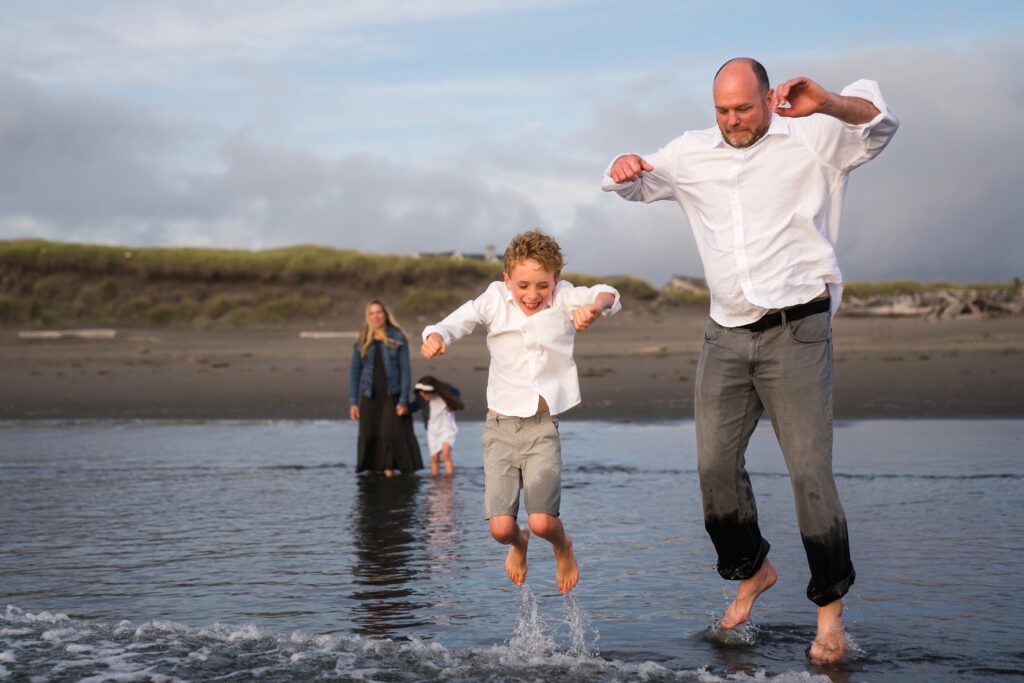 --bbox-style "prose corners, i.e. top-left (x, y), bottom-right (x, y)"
top-left (1, 419), bottom-right (1022, 682)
